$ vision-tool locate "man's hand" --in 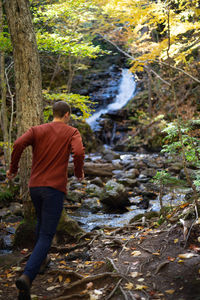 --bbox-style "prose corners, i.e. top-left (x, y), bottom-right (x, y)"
top-left (6, 170), bottom-right (17, 180)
